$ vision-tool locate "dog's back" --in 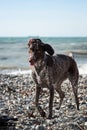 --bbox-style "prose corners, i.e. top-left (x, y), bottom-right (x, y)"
top-left (45, 54), bottom-right (79, 85)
